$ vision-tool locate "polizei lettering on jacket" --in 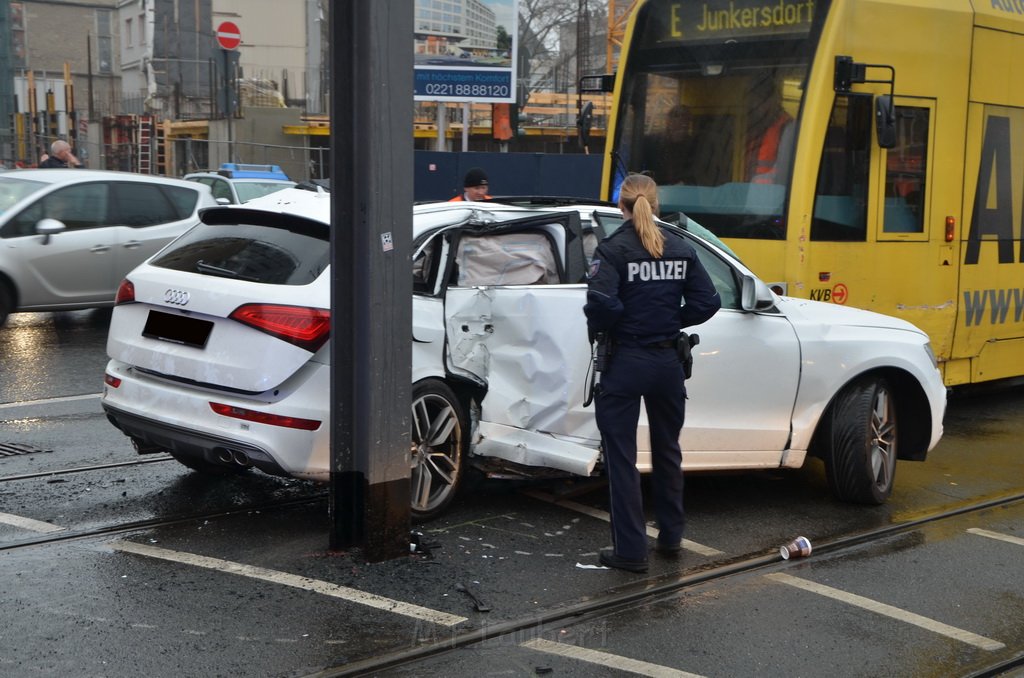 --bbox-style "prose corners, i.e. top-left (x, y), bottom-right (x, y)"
top-left (627, 259), bottom-right (688, 282)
